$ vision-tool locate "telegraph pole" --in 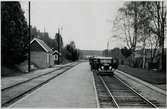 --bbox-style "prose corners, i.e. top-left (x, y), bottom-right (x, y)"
top-left (28, 1), bottom-right (31, 72)
top-left (107, 40), bottom-right (109, 57)
top-left (57, 28), bottom-right (60, 65)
